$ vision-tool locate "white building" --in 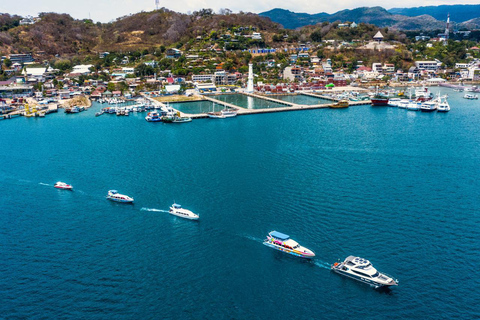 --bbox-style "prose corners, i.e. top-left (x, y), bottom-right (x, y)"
top-left (122, 67), bottom-right (135, 74)
top-left (252, 32), bottom-right (262, 40)
top-left (192, 74), bottom-right (214, 82)
top-left (415, 60), bottom-right (442, 71)
top-left (72, 64), bottom-right (93, 74)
